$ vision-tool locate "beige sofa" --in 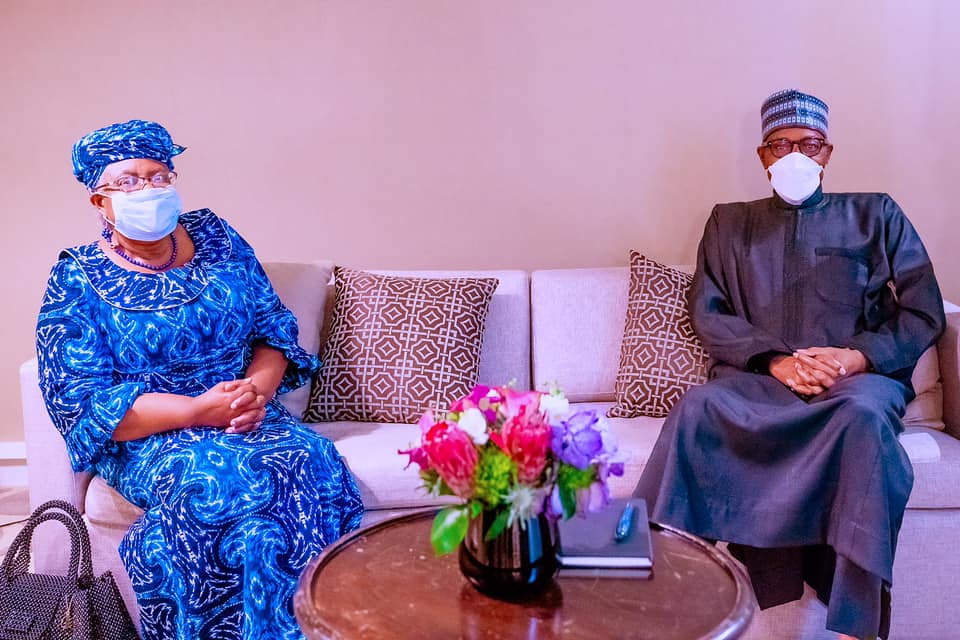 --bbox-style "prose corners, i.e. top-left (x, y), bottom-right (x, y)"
top-left (20, 262), bottom-right (960, 639)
